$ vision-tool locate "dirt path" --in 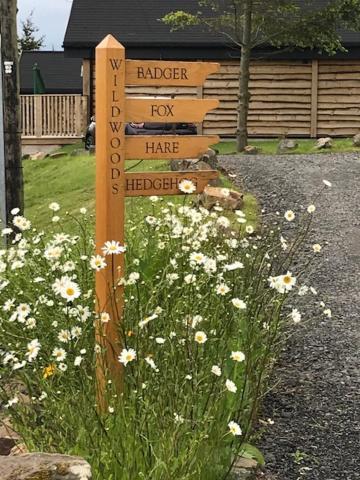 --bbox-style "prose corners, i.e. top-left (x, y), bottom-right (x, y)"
top-left (220, 153), bottom-right (360, 480)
